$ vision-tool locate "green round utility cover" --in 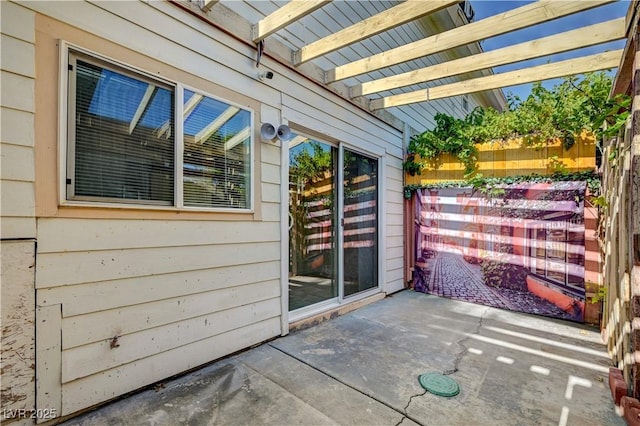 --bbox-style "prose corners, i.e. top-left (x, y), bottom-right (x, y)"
top-left (418, 372), bottom-right (460, 397)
